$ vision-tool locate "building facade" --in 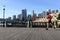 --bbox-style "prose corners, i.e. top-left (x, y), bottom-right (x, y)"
top-left (28, 14), bottom-right (32, 20)
top-left (22, 9), bottom-right (27, 21)
top-left (38, 13), bottom-right (43, 18)
top-left (13, 15), bottom-right (16, 20)
top-left (17, 14), bottom-right (22, 20)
